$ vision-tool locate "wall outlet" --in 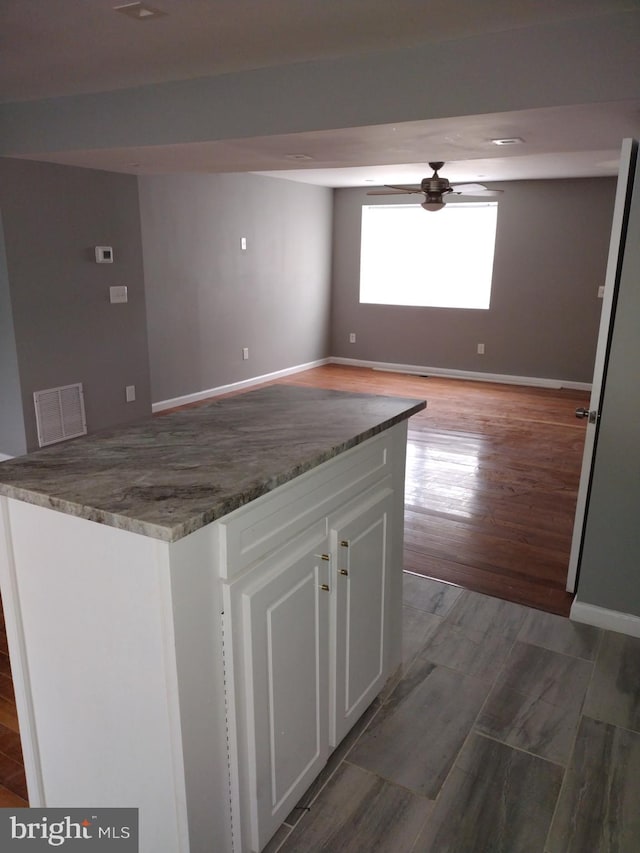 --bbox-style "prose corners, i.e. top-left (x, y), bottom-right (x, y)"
top-left (597, 285), bottom-right (605, 298)
top-left (125, 385), bottom-right (136, 402)
top-left (241, 237), bottom-right (247, 251)
top-left (349, 332), bottom-right (356, 344)
top-left (242, 347), bottom-right (249, 360)
top-left (477, 343), bottom-right (485, 355)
